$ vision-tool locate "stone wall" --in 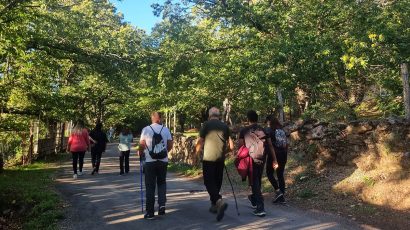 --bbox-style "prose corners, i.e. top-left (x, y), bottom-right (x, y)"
top-left (169, 134), bottom-right (200, 166)
top-left (168, 118), bottom-right (410, 169)
top-left (37, 137), bottom-right (68, 157)
top-left (287, 118), bottom-right (410, 168)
